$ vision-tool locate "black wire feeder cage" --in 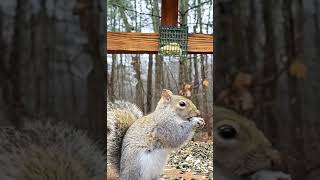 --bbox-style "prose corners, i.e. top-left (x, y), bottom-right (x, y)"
top-left (158, 25), bottom-right (188, 58)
